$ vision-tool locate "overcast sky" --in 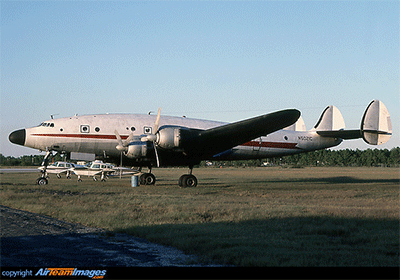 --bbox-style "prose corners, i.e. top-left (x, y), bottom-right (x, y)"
top-left (1, 1), bottom-right (399, 157)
